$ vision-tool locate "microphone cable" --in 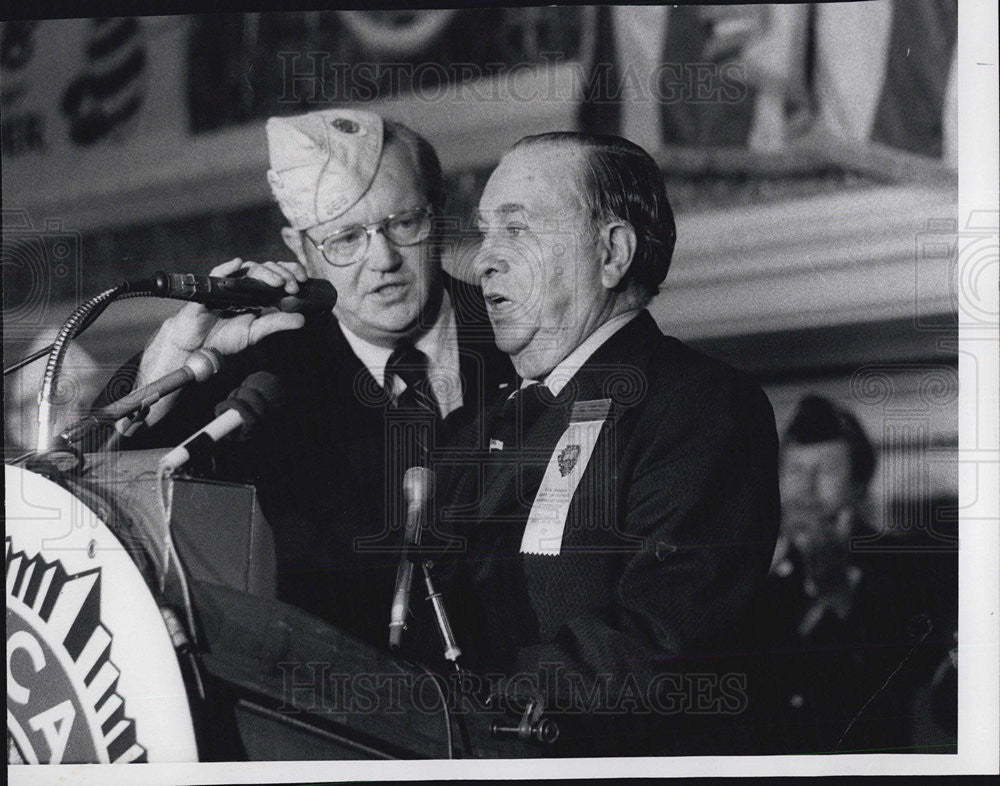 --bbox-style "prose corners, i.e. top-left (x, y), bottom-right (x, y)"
top-left (400, 656), bottom-right (456, 760)
top-left (834, 613), bottom-right (934, 751)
